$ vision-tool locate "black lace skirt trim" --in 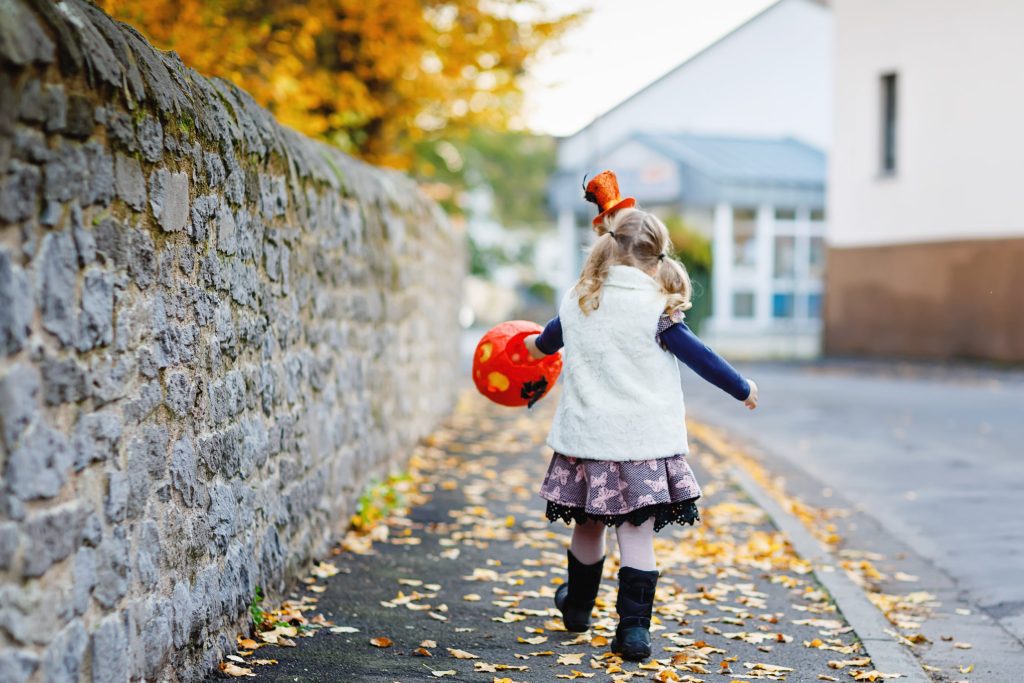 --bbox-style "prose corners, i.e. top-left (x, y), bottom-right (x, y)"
top-left (545, 498), bottom-right (700, 533)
